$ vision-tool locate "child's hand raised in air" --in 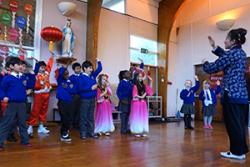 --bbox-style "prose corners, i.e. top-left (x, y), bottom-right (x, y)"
top-left (195, 75), bottom-right (199, 81)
